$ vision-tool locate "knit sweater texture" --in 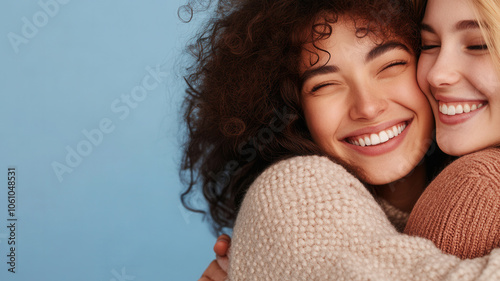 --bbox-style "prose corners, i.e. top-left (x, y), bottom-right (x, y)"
top-left (227, 155), bottom-right (500, 280)
top-left (405, 148), bottom-right (500, 259)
